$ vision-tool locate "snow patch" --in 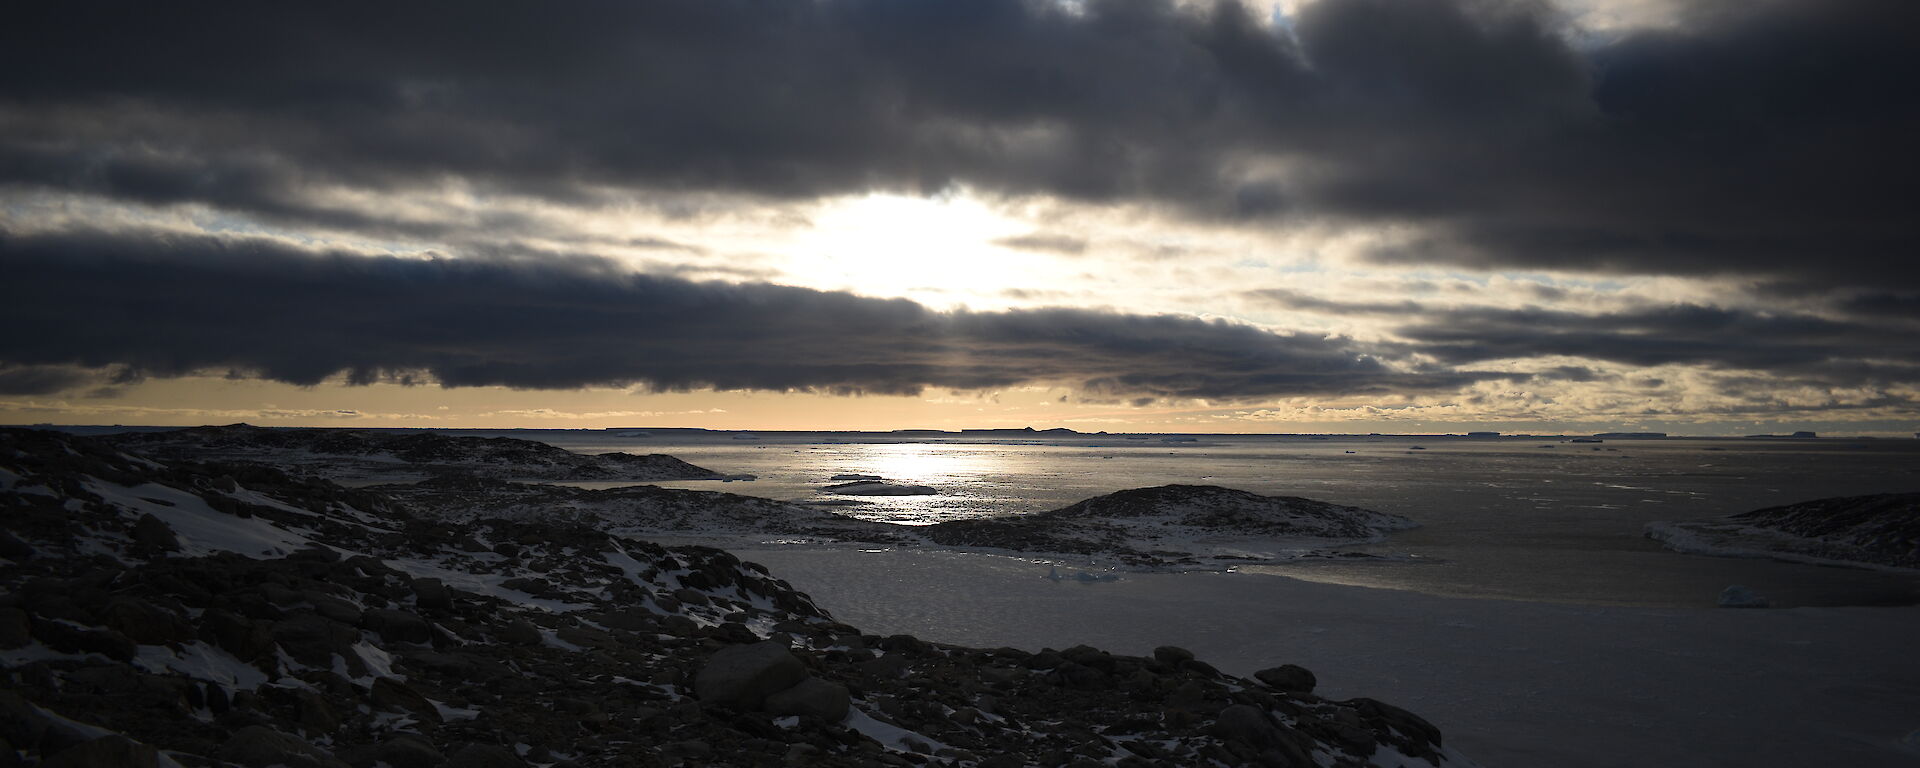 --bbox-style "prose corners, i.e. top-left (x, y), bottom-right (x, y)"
top-left (89, 480), bottom-right (312, 558)
top-left (133, 641), bottom-right (269, 691)
top-left (844, 706), bottom-right (952, 758)
top-left (383, 556), bottom-right (589, 613)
